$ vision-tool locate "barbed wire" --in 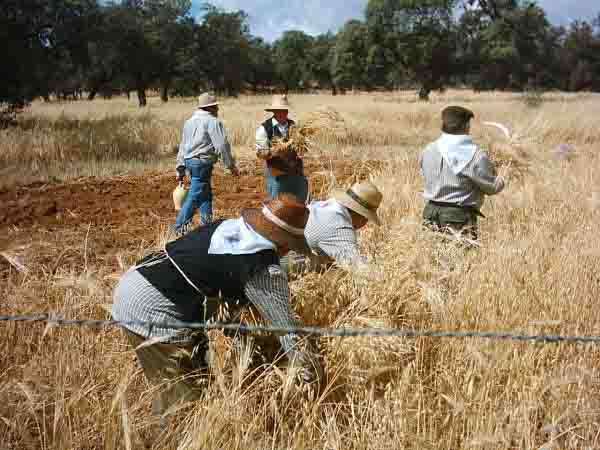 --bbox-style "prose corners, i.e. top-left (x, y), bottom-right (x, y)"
top-left (2, 313), bottom-right (600, 345)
